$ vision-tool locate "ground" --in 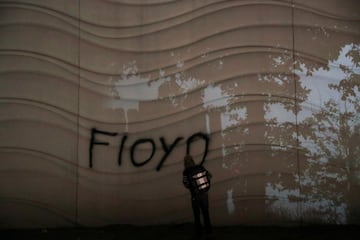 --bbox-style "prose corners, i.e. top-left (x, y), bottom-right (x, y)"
top-left (1, 224), bottom-right (360, 240)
